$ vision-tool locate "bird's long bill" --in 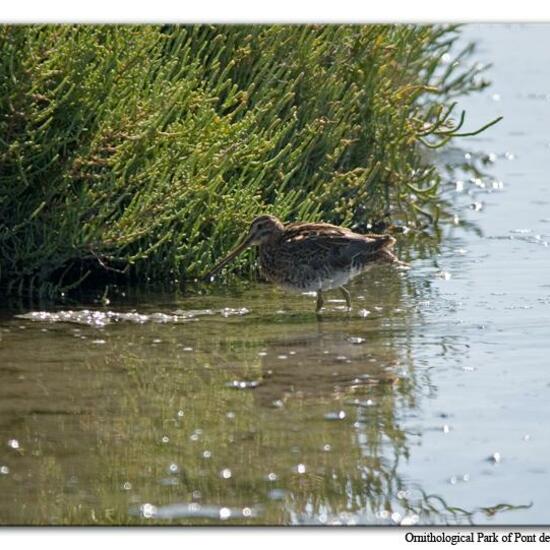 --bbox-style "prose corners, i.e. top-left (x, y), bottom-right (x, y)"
top-left (203, 233), bottom-right (253, 281)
